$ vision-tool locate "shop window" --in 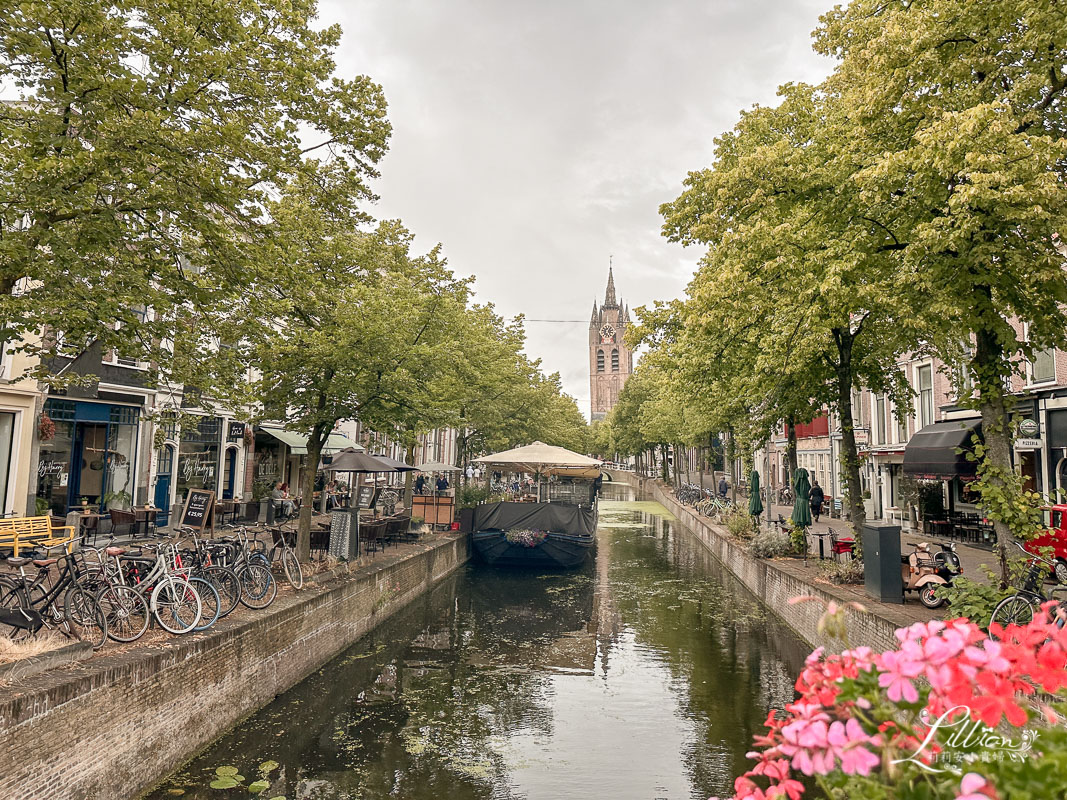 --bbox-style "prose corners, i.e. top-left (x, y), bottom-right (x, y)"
top-left (43, 399), bottom-right (76, 423)
top-left (918, 366), bottom-right (934, 428)
top-left (0, 412), bottom-right (13, 512)
top-left (175, 416), bottom-right (222, 506)
top-left (36, 419), bottom-right (74, 515)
